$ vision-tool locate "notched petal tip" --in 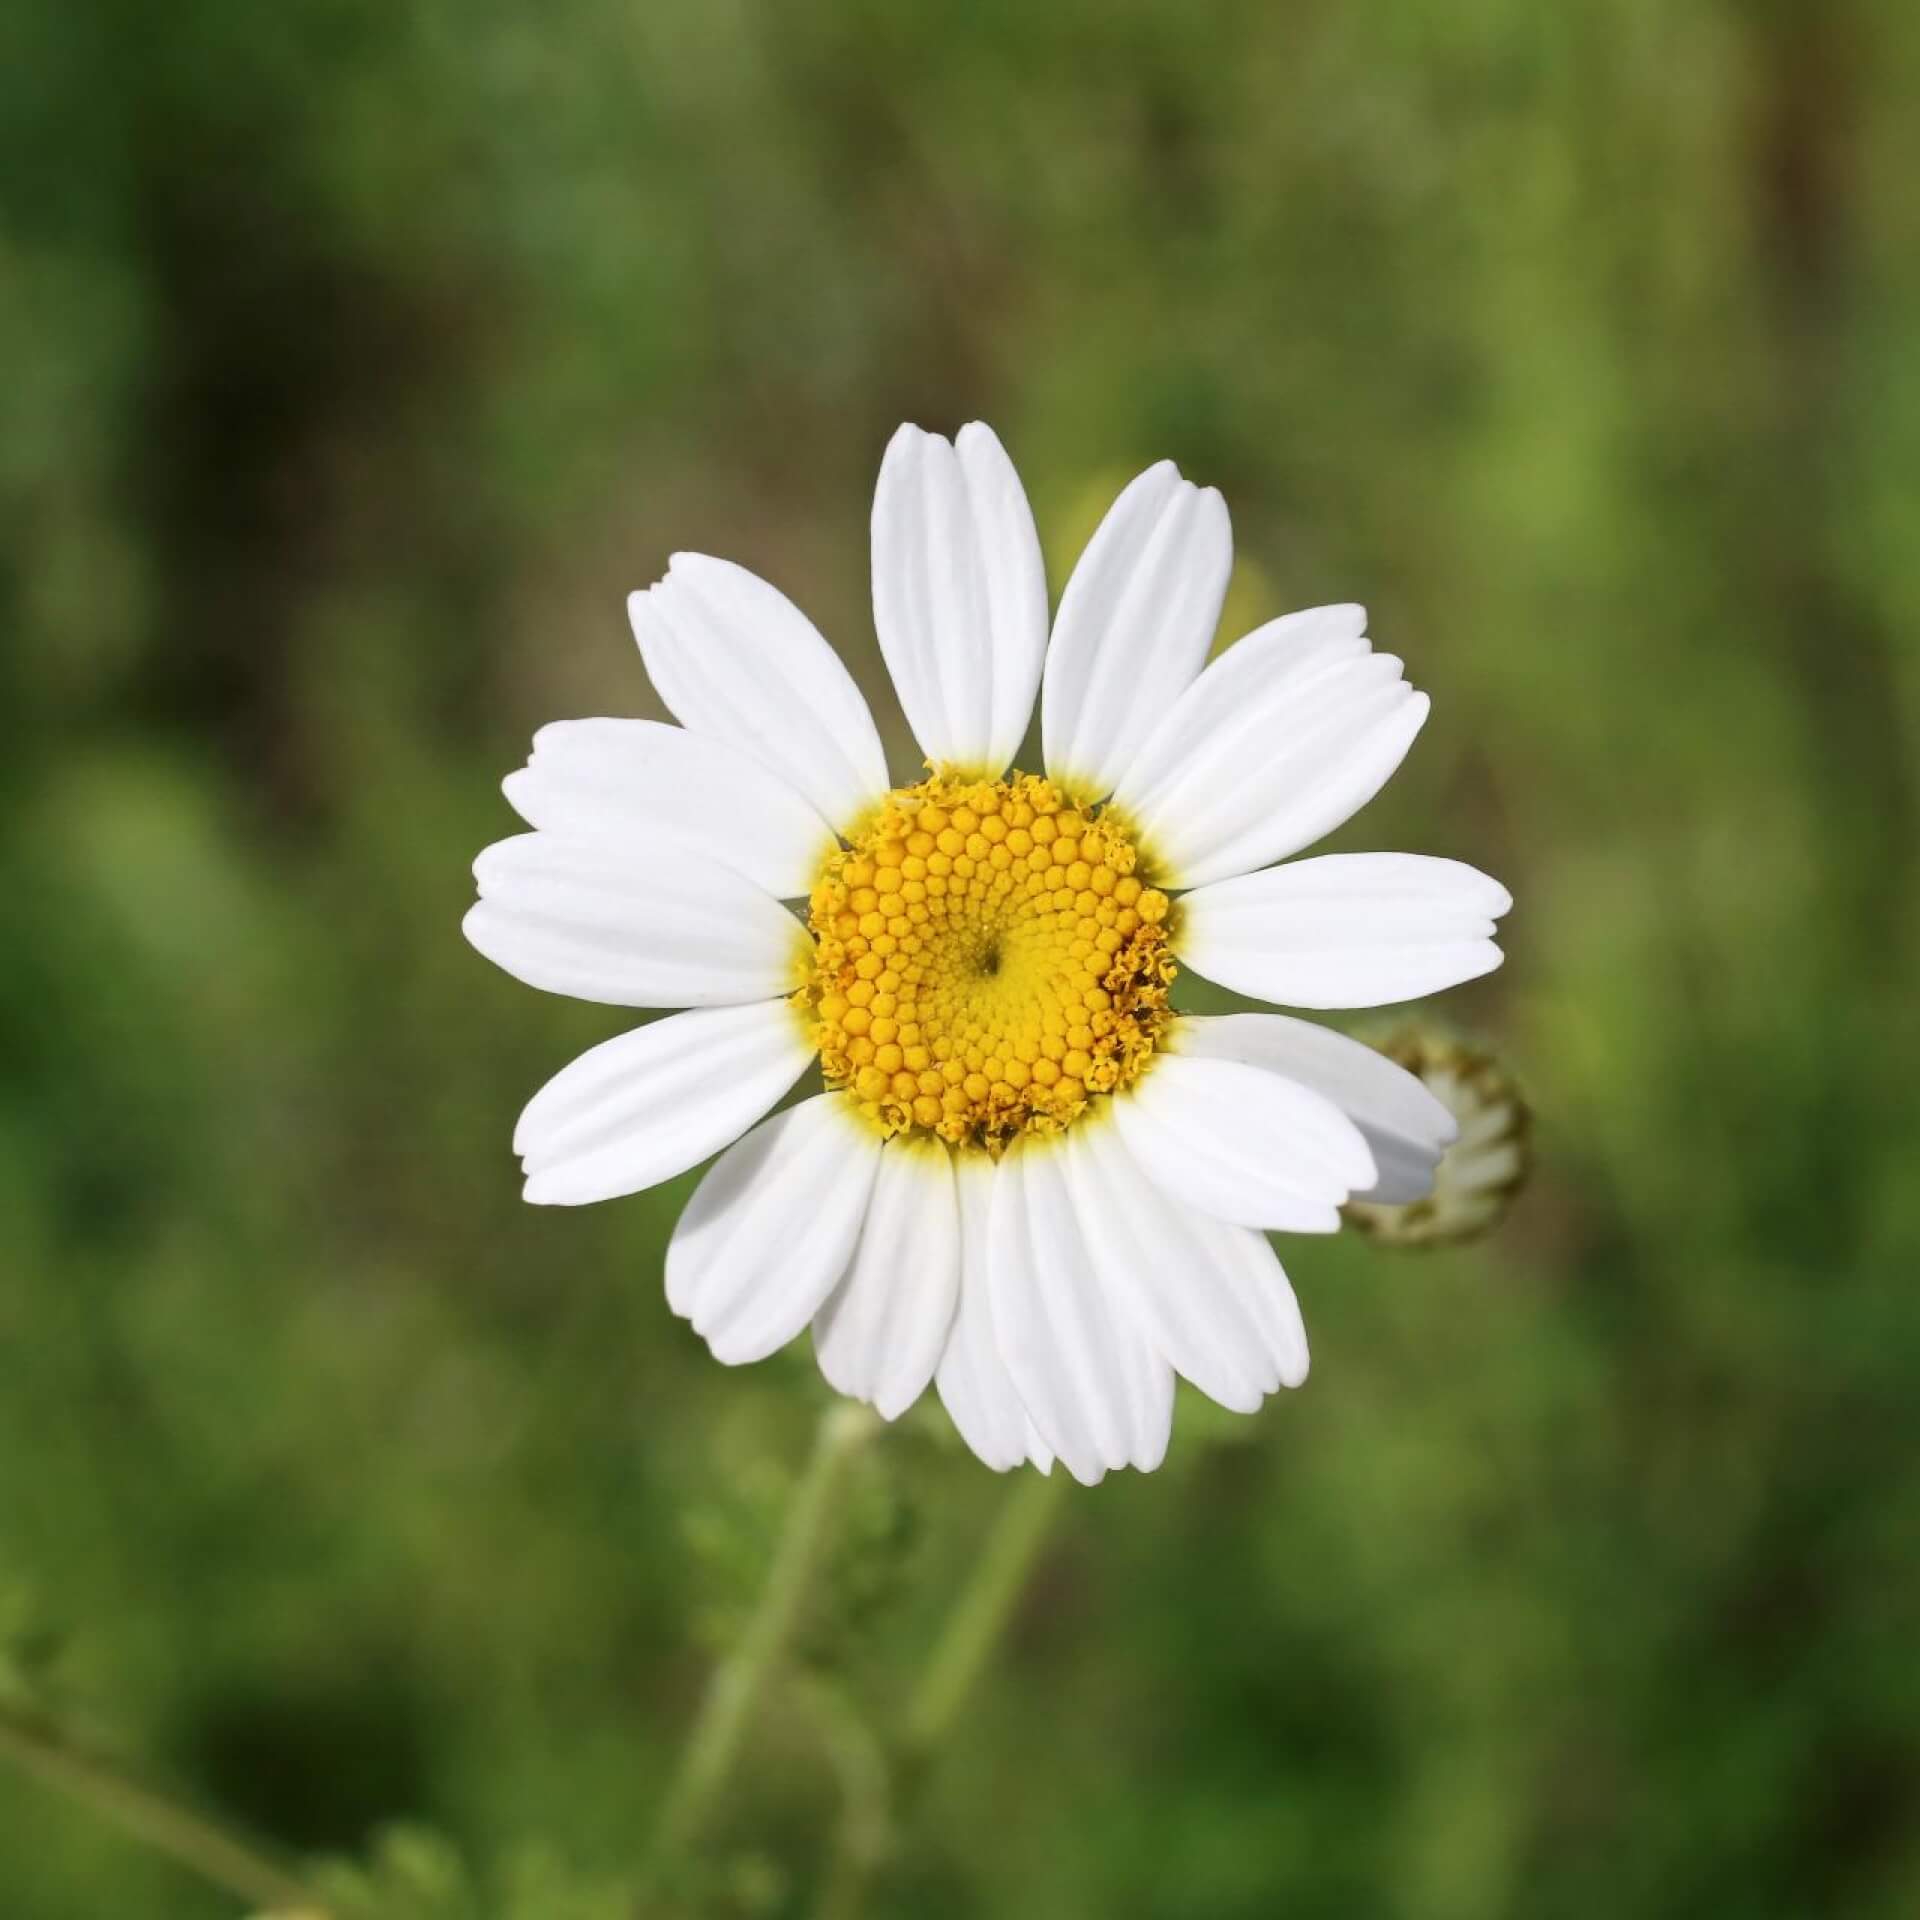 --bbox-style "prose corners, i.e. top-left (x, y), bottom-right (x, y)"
top-left (954, 418), bottom-right (1009, 456)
